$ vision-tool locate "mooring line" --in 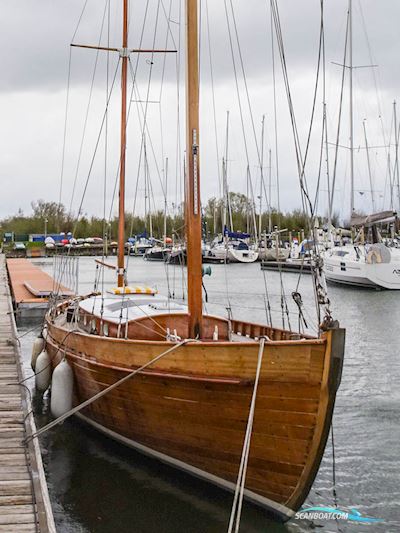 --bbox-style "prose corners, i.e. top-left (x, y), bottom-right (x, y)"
top-left (227, 336), bottom-right (265, 533)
